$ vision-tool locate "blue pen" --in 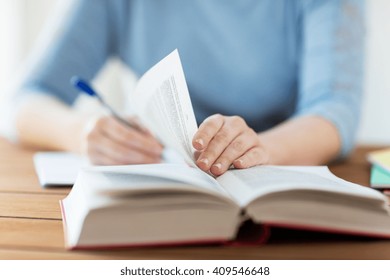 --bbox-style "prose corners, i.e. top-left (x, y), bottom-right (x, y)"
top-left (71, 76), bottom-right (143, 132)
